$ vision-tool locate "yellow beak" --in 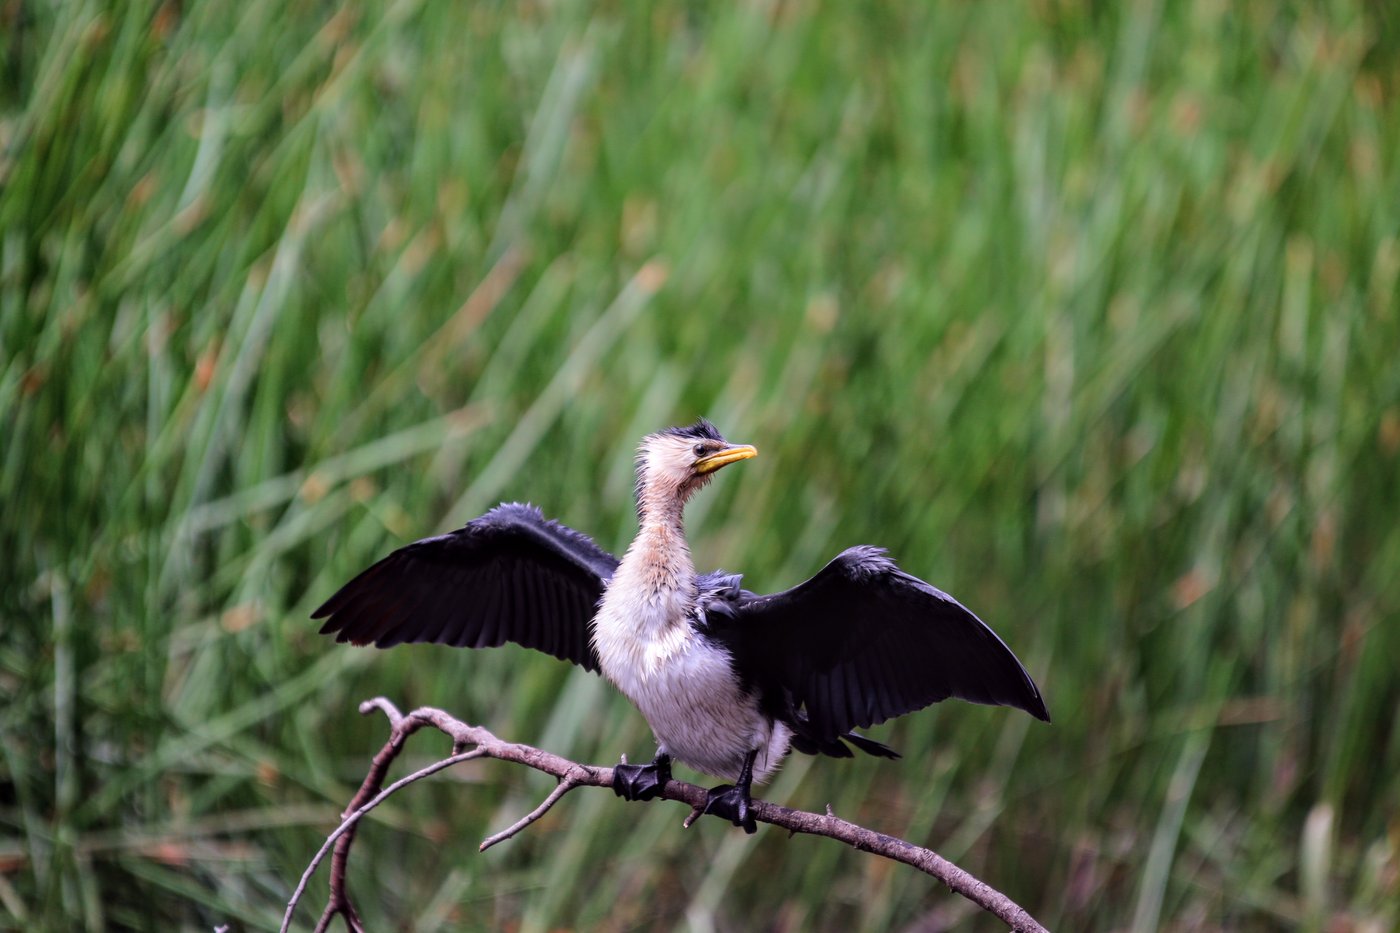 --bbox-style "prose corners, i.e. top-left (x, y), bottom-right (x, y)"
top-left (695, 444), bottom-right (758, 474)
